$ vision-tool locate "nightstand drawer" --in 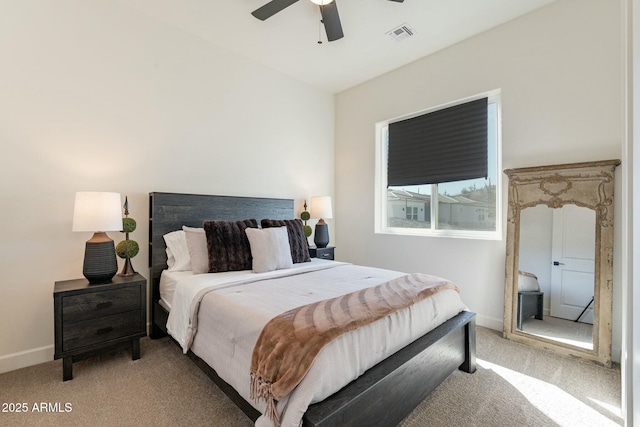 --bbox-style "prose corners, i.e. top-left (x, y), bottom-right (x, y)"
top-left (62, 310), bottom-right (141, 352)
top-left (310, 246), bottom-right (334, 260)
top-left (317, 250), bottom-right (333, 260)
top-left (62, 286), bottom-right (140, 323)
